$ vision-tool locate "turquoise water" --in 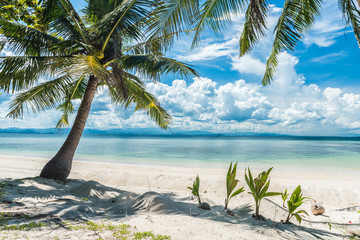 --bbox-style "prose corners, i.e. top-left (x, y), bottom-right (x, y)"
top-left (0, 133), bottom-right (359, 169)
